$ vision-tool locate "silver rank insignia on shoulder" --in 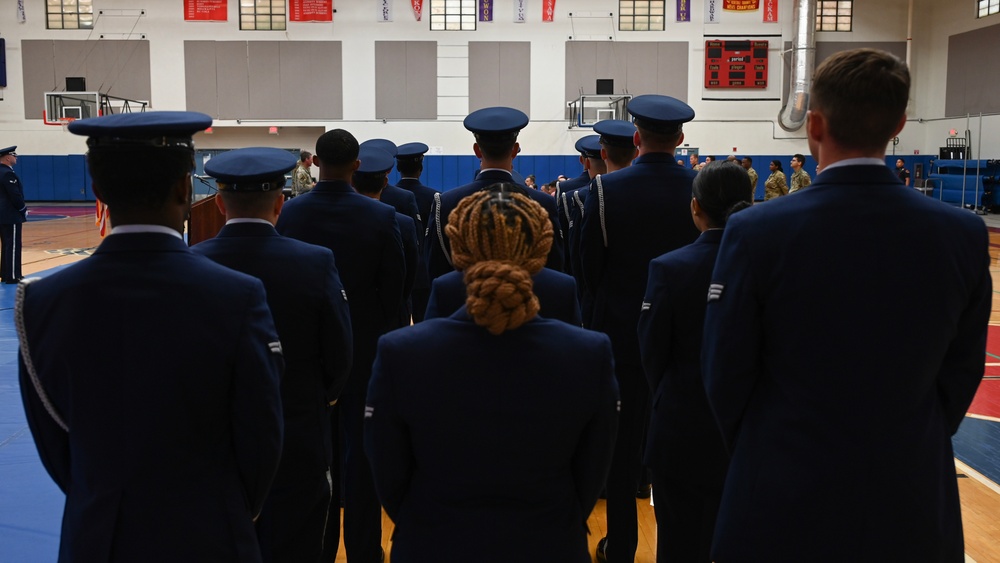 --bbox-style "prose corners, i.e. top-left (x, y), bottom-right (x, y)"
top-left (616, 400), bottom-right (621, 413)
top-left (269, 341), bottom-right (283, 355)
top-left (341, 289), bottom-right (348, 301)
top-left (640, 301), bottom-right (651, 312)
top-left (707, 283), bottom-right (724, 303)
top-left (364, 405), bottom-right (374, 419)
